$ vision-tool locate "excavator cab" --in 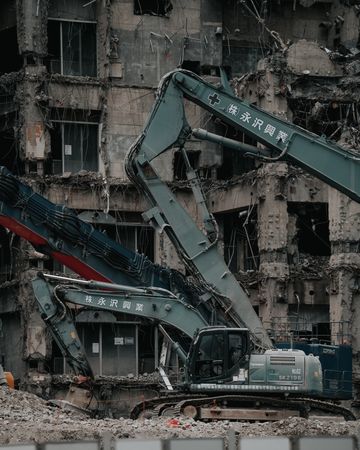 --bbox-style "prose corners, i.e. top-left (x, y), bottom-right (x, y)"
top-left (187, 327), bottom-right (250, 384)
